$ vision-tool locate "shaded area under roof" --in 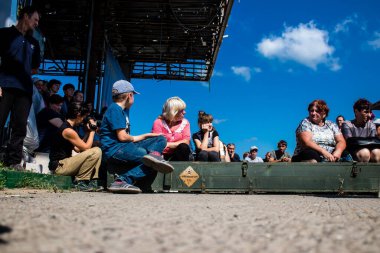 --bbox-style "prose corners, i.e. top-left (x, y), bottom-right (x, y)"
top-left (34, 0), bottom-right (233, 82)
top-left (372, 101), bottom-right (380, 110)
